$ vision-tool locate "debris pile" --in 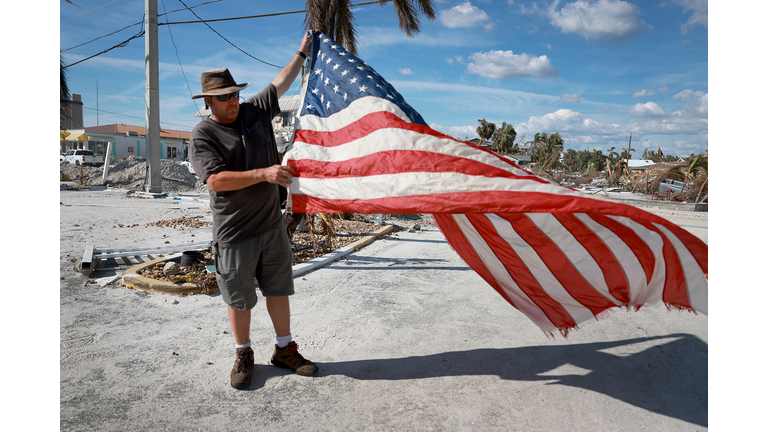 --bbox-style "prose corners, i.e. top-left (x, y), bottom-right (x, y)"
top-left (60, 156), bottom-right (207, 194)
top-left (145, 216), bottom-right (211, 229)
top-left (548, 161), bottom-right (707, 204)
